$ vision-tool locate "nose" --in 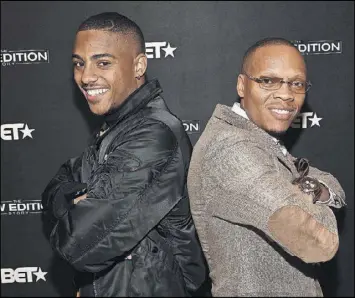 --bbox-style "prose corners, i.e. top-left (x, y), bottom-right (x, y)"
top-left (80, 65), bottom-right (98, 85)
top-left (273, 82), bottom-right (294, 102)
